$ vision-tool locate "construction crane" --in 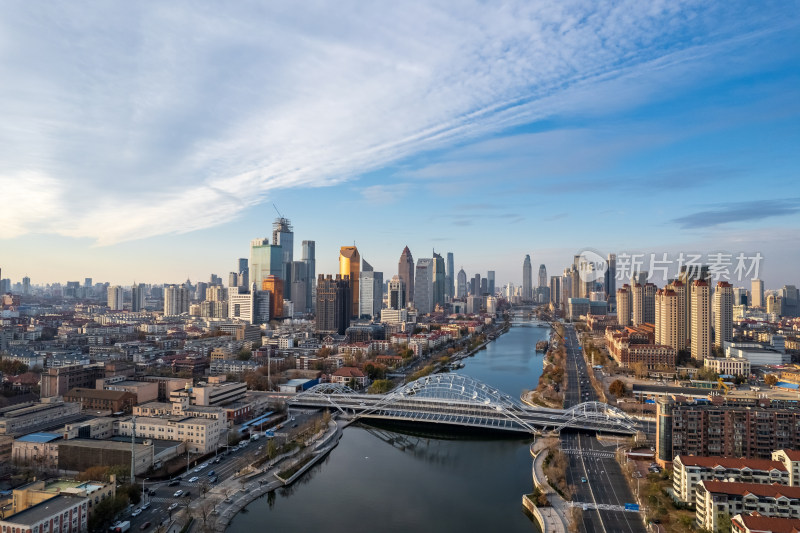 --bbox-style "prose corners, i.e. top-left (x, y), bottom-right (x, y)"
top-left (717, 377), bottom-right (730, 395)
